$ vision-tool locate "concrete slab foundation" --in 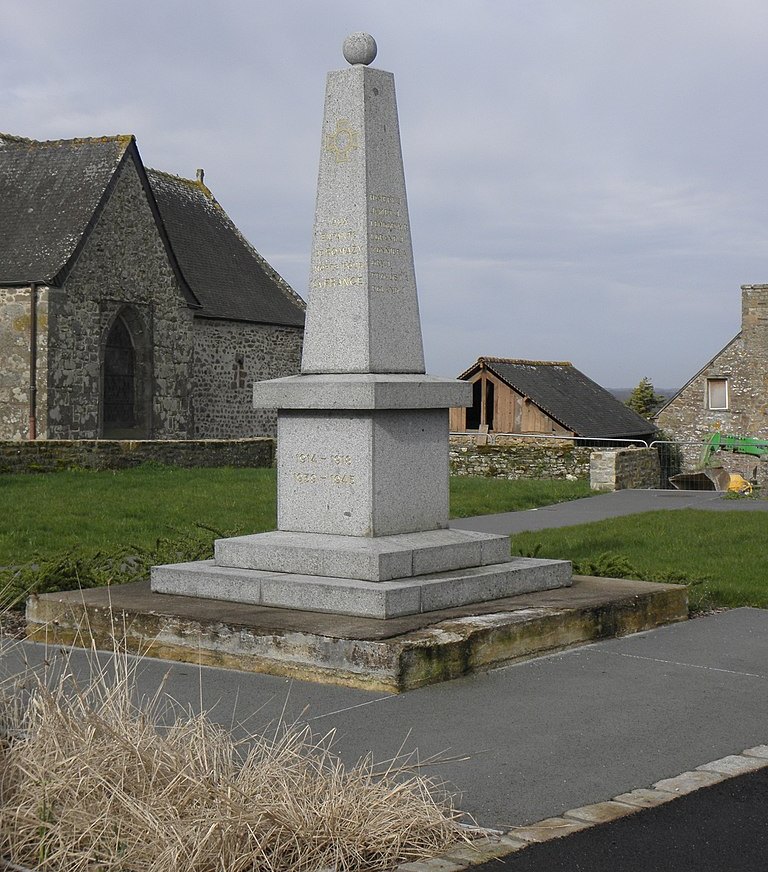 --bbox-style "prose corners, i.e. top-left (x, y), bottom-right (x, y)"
top-left (26, 576), bottom-right (688, 692)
